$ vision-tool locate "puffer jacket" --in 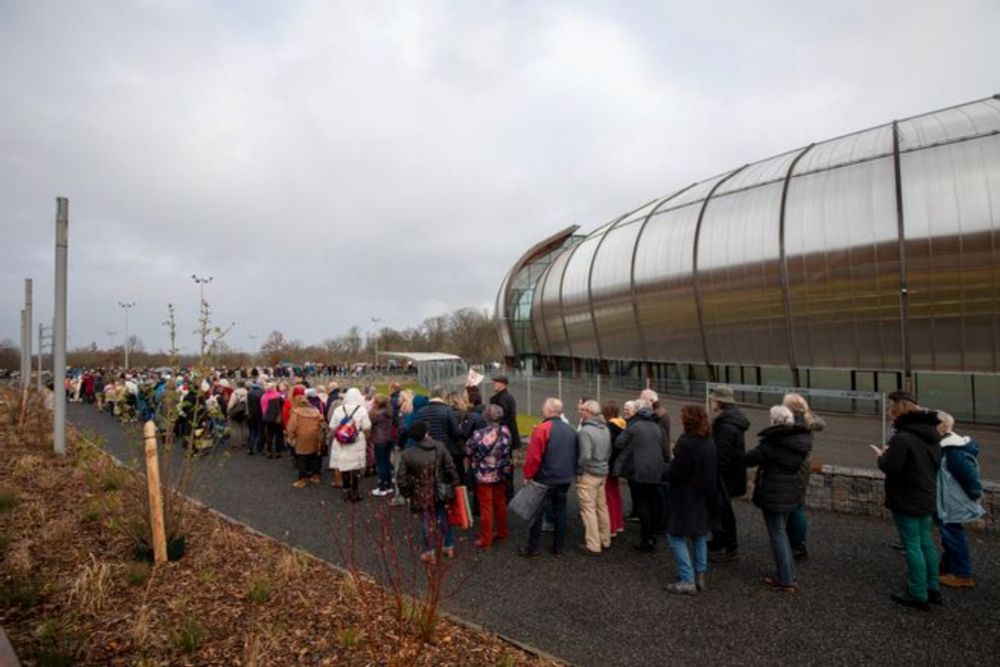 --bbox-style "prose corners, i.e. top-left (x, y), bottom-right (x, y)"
top-left (399, 437), bottom-right (459, 512)
top-left (328, 388), bottom-right (372, 472)
top-left (745, 423), bottom-right (813, 513)
top-left (613, 408), bottom-right (670, 484)
top-left (413, 399), bottom-right (461, 456)
top-left (877, 410), bottom-right (941, 516)
top-left (713, 405), bottom-right (751, 497)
